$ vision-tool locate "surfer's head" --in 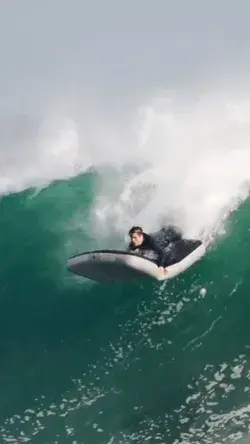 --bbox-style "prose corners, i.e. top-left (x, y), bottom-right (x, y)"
top-left (128, 226), bottom-right (144, 247)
